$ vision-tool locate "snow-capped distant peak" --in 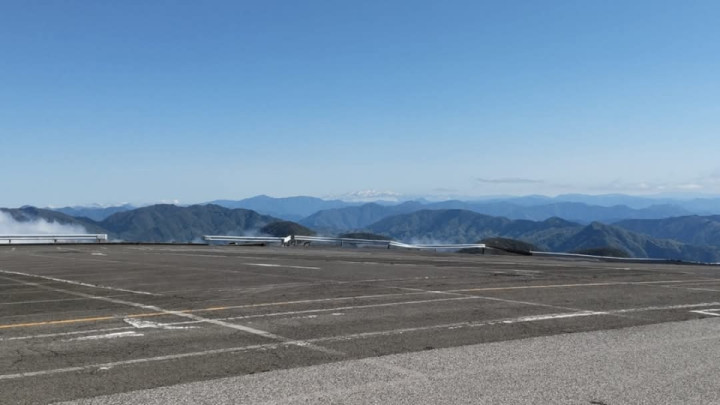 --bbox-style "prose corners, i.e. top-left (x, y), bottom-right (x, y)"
top-left (329, 190), bottom-right (403, 202)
